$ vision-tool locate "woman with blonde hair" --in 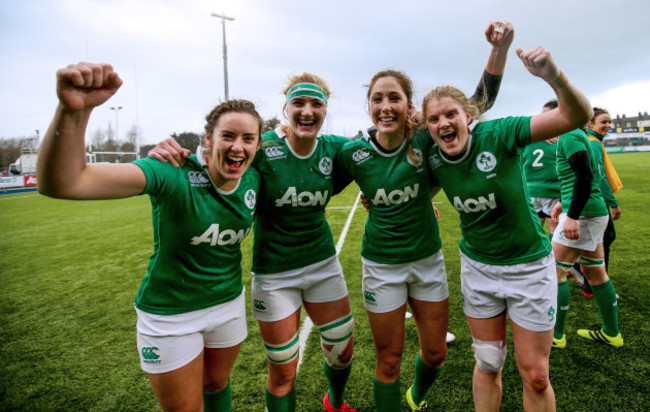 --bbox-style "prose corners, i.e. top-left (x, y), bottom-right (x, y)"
top-left (343, 21), bottom-right (513, 411)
